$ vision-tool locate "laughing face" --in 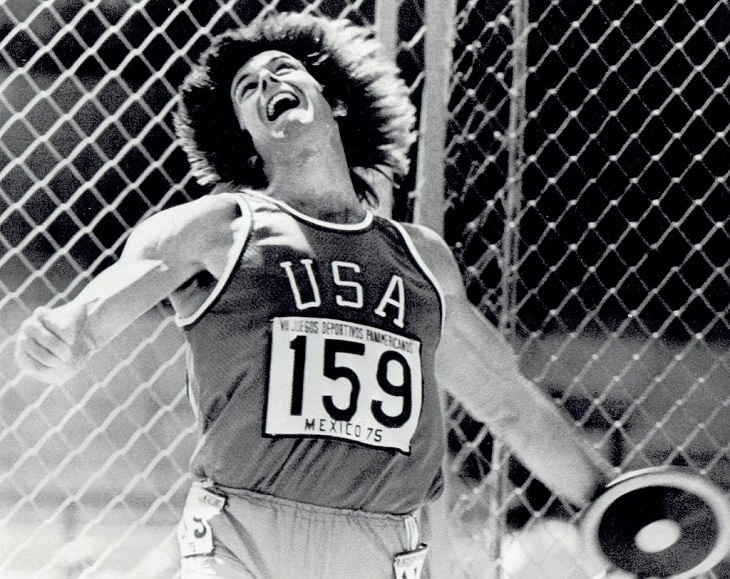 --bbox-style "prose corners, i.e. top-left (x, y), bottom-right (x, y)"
top-left (230, 50), bottom-right (332, 147)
